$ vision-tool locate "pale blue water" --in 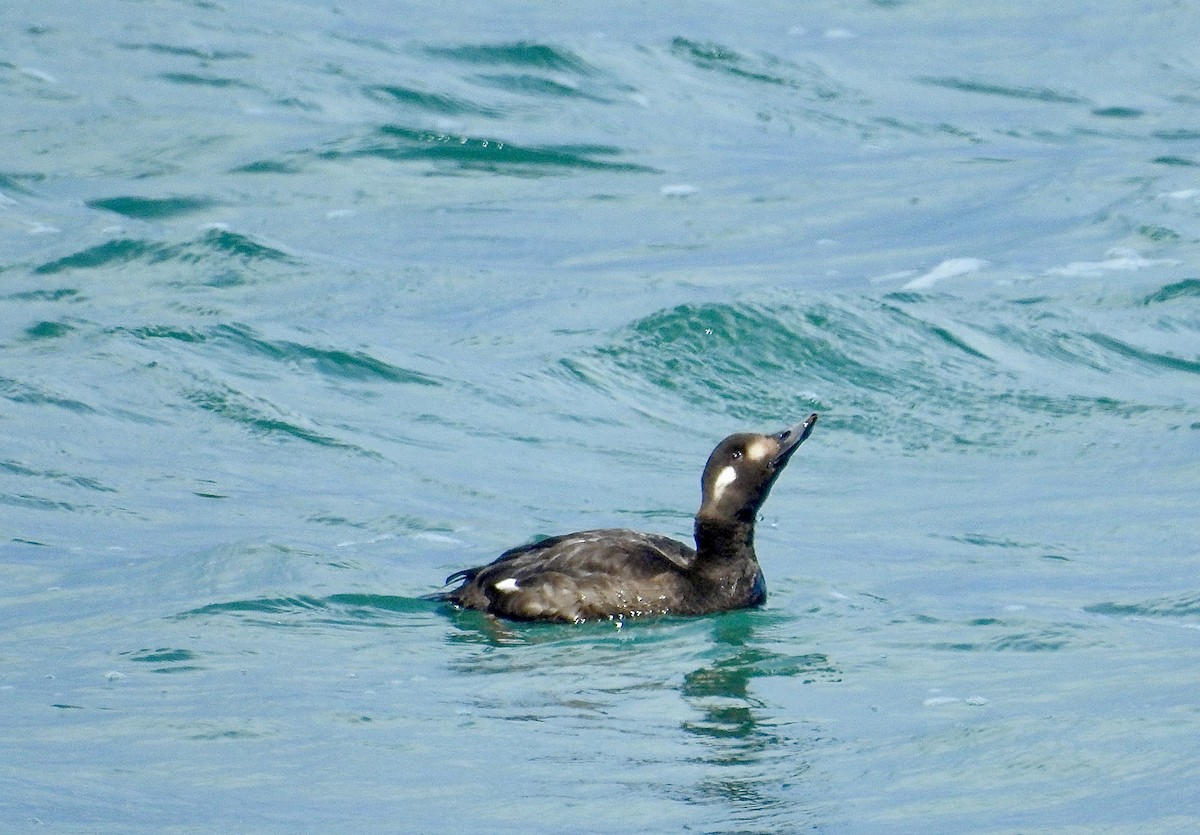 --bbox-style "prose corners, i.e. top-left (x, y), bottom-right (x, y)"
top-left (2, 1), bottom-right (1199, 832)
